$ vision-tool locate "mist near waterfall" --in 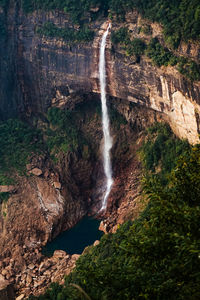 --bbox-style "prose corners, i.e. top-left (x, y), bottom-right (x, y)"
top-left (99, 23), bottom-right (113, 211)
